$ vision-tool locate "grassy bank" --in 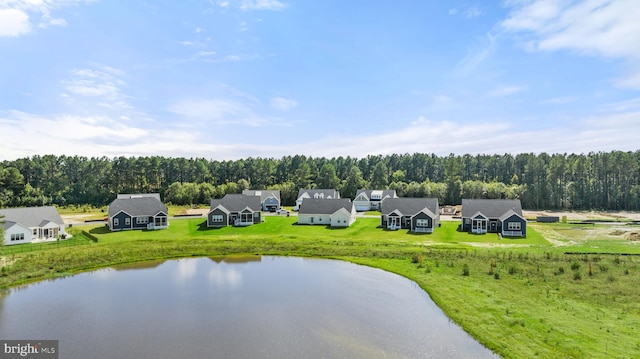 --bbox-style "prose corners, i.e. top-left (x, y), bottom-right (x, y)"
top-left (1, 217), bottom-right (639, 358)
